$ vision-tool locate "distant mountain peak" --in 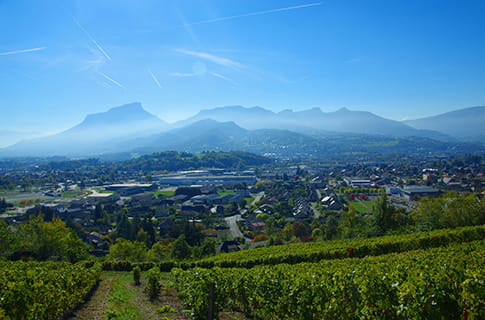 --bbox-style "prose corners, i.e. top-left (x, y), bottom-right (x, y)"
top-left (108, 102), bottom-right (143, 112)
top-left (404, 106), bottom-right (485, 139)
top-left (335, 107), bottom-right (351, 113)
top-left (79, 102), bottom-right (166, 128)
